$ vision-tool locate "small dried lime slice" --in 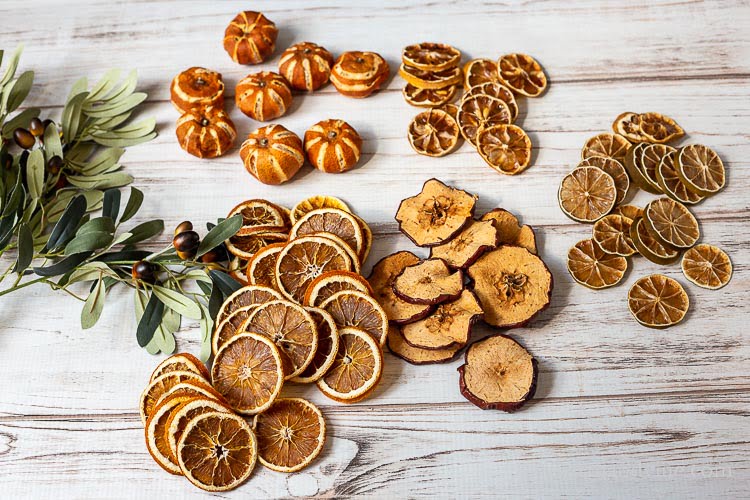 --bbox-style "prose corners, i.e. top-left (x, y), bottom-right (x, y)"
top-left (567, 239), bottom-right (627, 289)
top-left (628, 274), bottom-right (689, 329)
top-left (592, 214), bottom-right (636, 256)
top-left (681, 244), bottom-right (732, 290)
top-left (629, 216), bottom-right (680, 265)
top-left (676, 144), bottom-right (726, 197)
top-left (656, 151), bottom-right (704, 205)
top-left (640, 144), bottom-right (675, 193)
top-left (579, 156), bottom-right (630, 205)
top-left (558, 166), bottom-right (616, 223)
top-left (643, 198), bottom-right (700, 249)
